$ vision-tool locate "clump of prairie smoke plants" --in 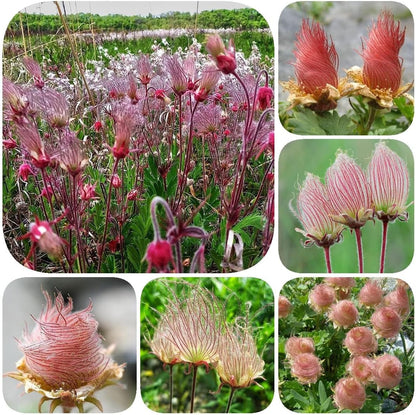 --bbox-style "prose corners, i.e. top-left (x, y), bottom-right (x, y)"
top-left (291, 142), bottom-right (412, 273)
top-left (146, 280), bottom-right (266, 413)
top-left (6, 291), bottom-right (125, 413)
